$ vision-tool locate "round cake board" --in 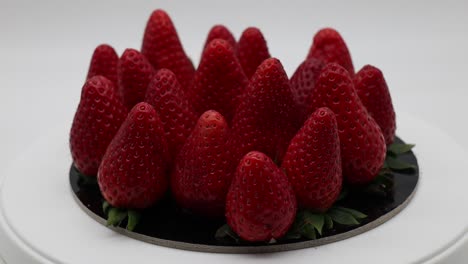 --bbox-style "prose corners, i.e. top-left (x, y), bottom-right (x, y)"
top-left (0, 112), bottom-right (467, 264)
